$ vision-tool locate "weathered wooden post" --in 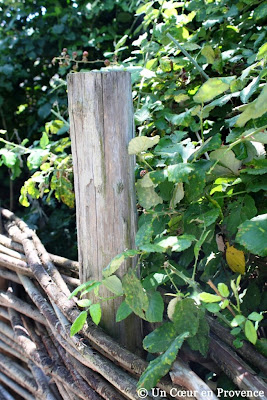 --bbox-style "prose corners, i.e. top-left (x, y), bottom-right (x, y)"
top-left (67, 71), bottom-right (142, 351)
